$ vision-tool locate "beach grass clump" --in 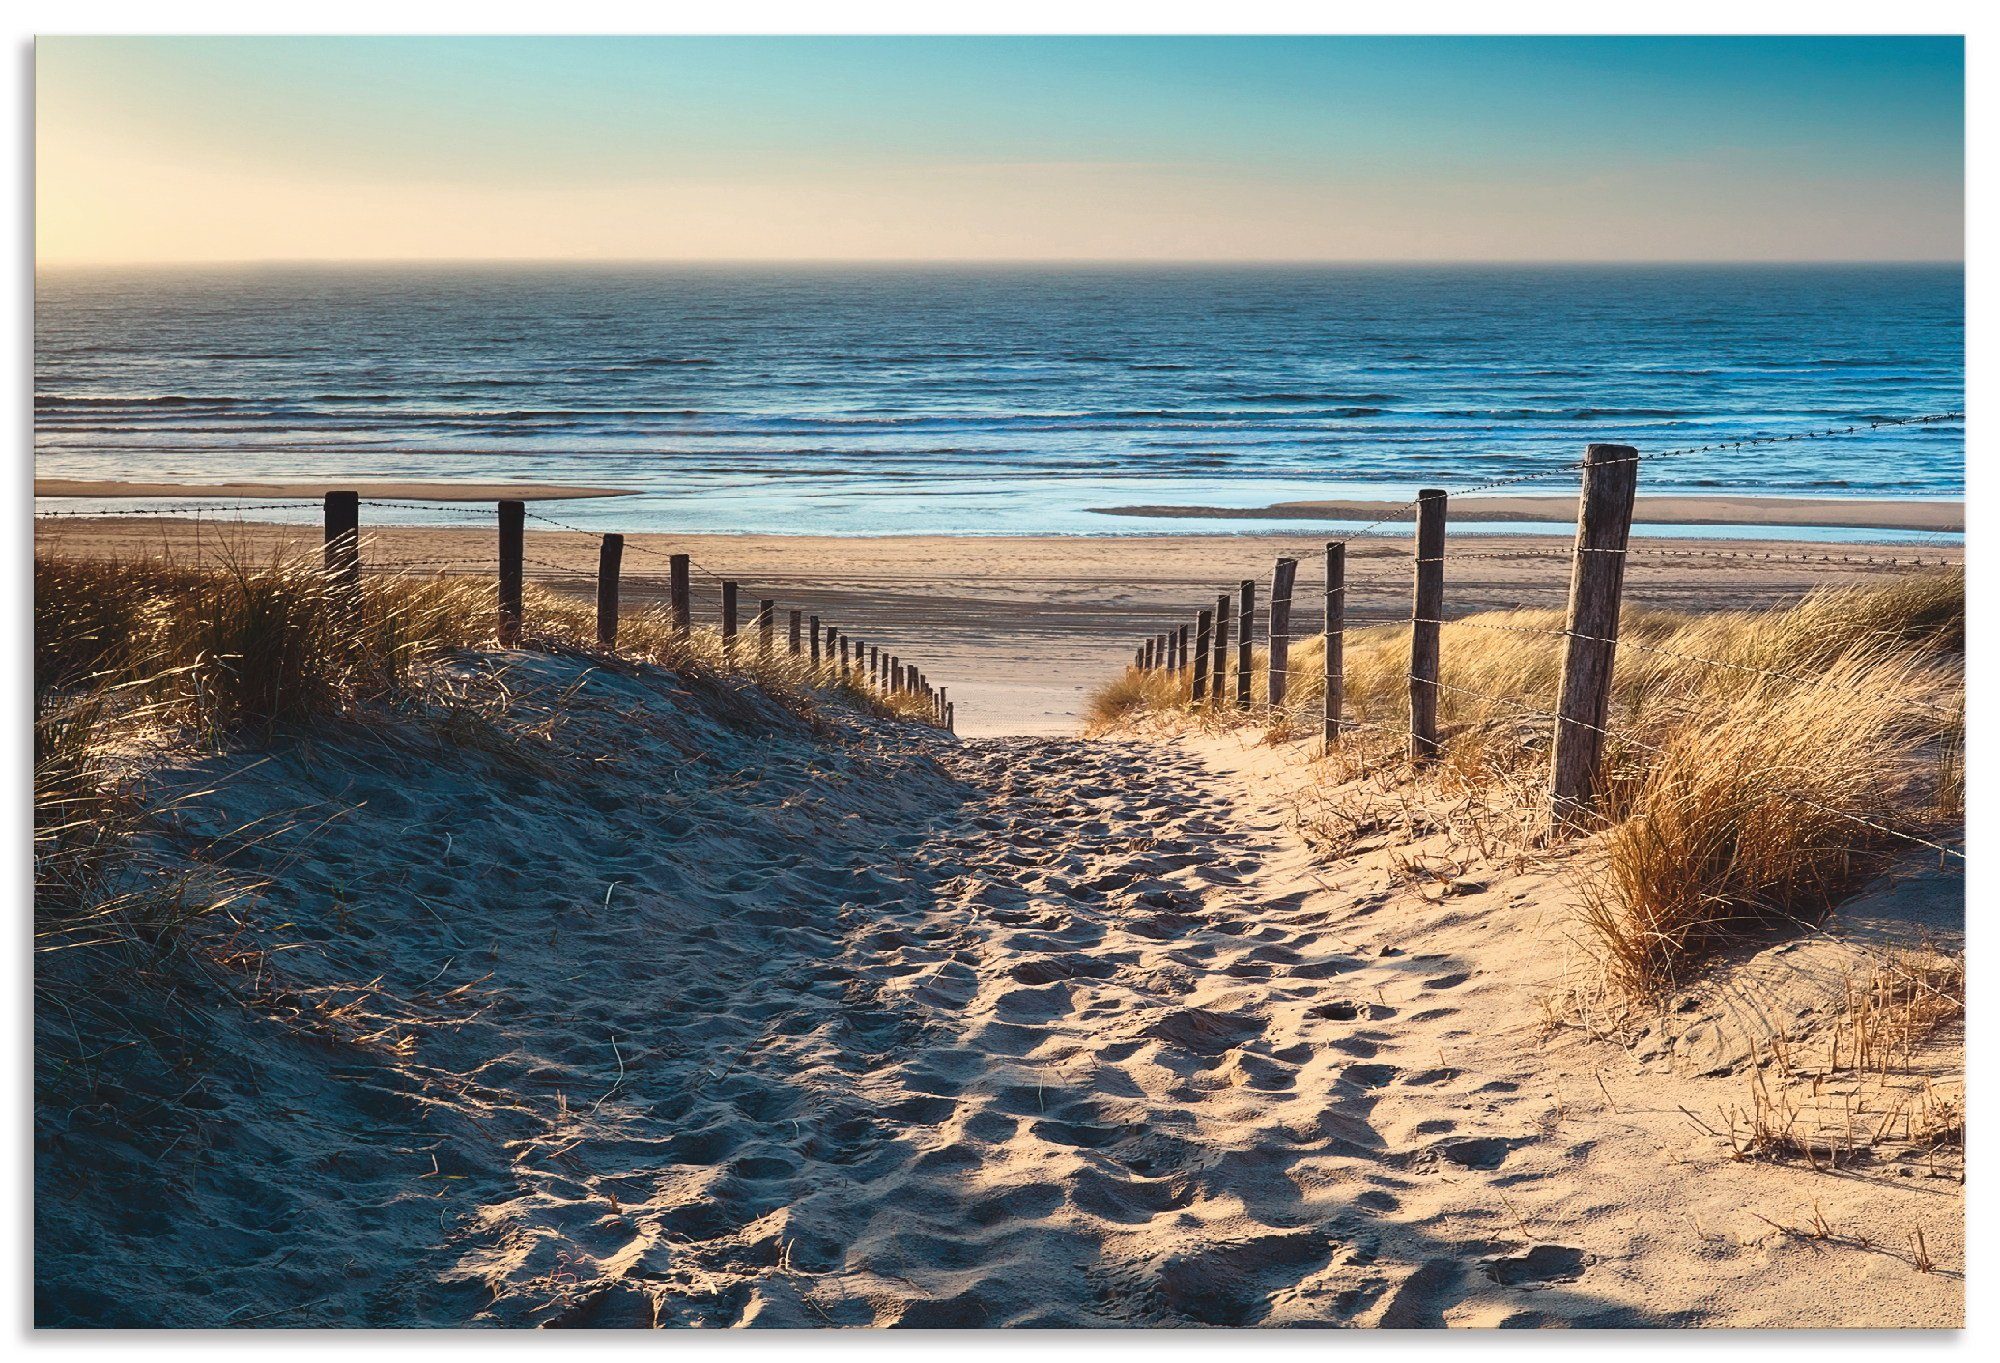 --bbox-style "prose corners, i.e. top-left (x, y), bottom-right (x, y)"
top-left (1583, 648), bottom-right (1957, 995)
